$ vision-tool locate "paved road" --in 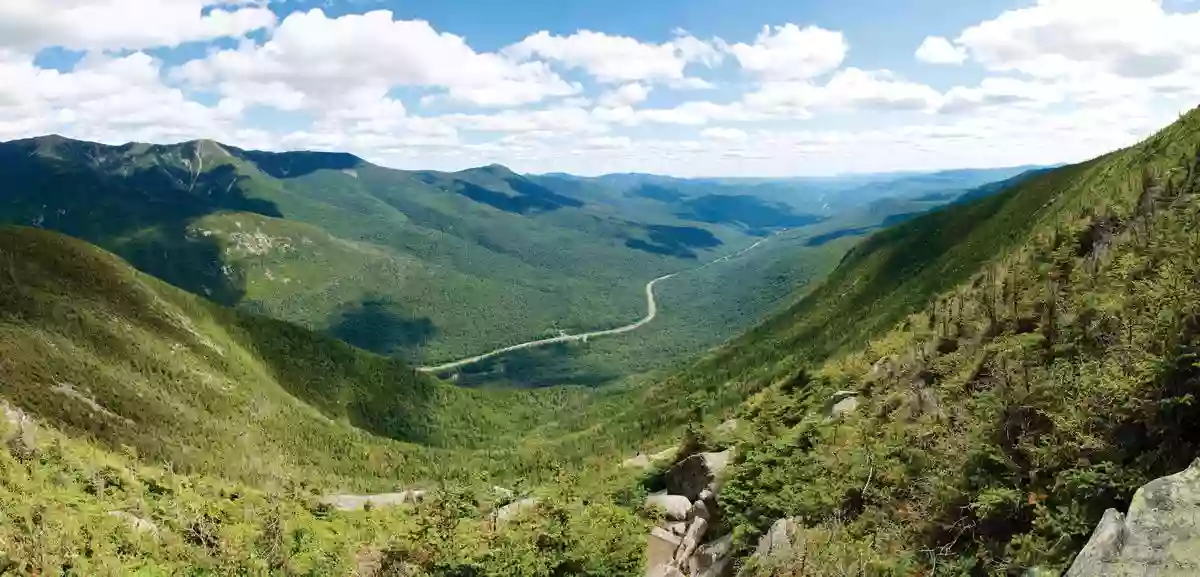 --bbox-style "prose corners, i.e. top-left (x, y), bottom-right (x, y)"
top-left (417, 232), bottom-right (783, 373)
top-left (417, 272), bottom-right (675, 373)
